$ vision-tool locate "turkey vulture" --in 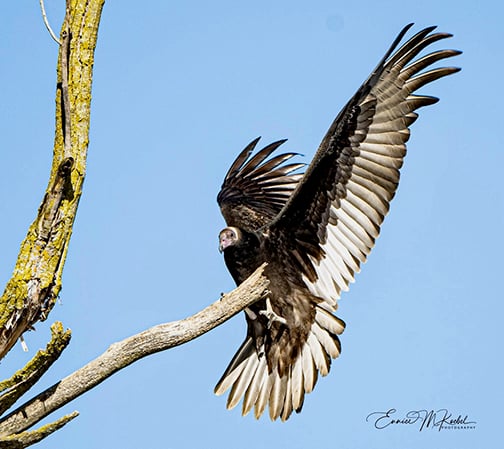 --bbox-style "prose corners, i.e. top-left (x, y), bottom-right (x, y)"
top-left (215, 24), bottom-right (460, 421)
